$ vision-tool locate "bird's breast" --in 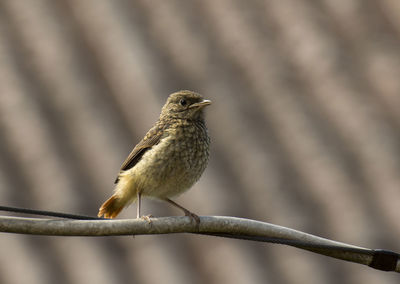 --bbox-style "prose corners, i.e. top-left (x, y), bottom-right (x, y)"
top-left (130, 120), bottom-right (210, 198)
top-left (162, 121), bottom-right (210, 173)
